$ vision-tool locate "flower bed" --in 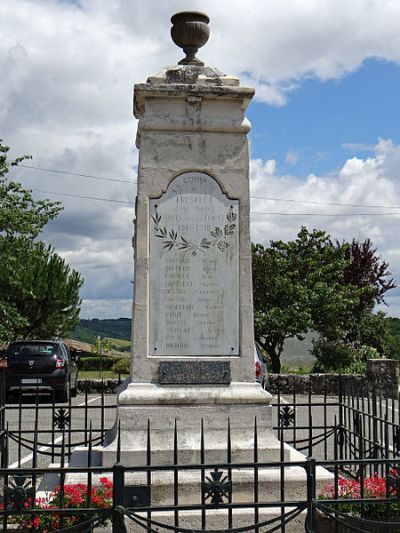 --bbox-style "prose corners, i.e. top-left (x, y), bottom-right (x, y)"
top-left (3, 477), bottom-right (113, 532)
top-left (315, 473), bottom-right (400, 532)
